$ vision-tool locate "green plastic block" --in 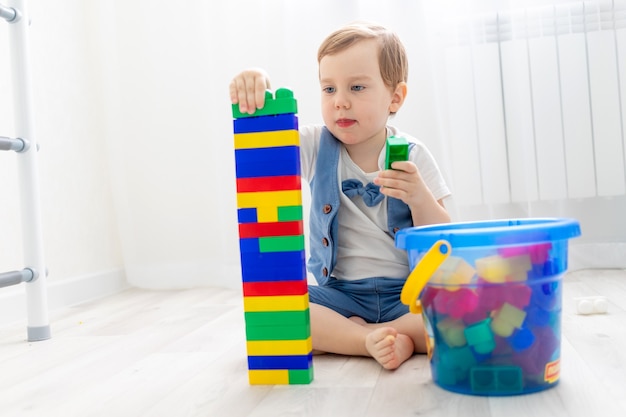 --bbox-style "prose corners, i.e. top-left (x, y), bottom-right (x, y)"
top-left (277, 205), bottom-right (303, 222)
top-left (288, 367), bottom-right (314, 384)
top-left (259, 235), bottom-right (305, 253)
top-left (385, 136), bottom-right (409, 169)
top-left (232, 88), bottom-right (298, 118)
top-left (470, 366), bottom-right (523, 394)
top-left (245, 323), bottom-right (311, 341)
top-left (245, 310), bottom-right (311, 327)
